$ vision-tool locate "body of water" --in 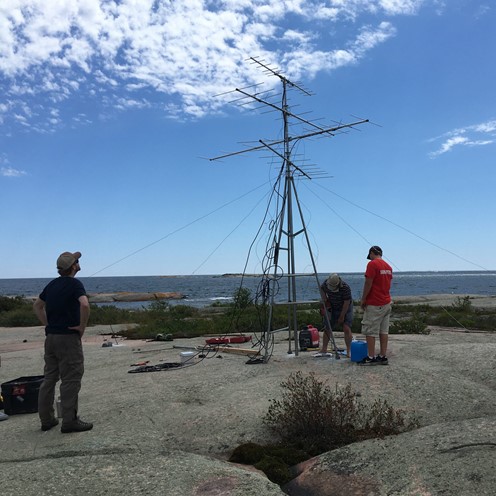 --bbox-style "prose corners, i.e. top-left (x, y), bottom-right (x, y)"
top-left (1, 271), bottom-right (496, 308)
